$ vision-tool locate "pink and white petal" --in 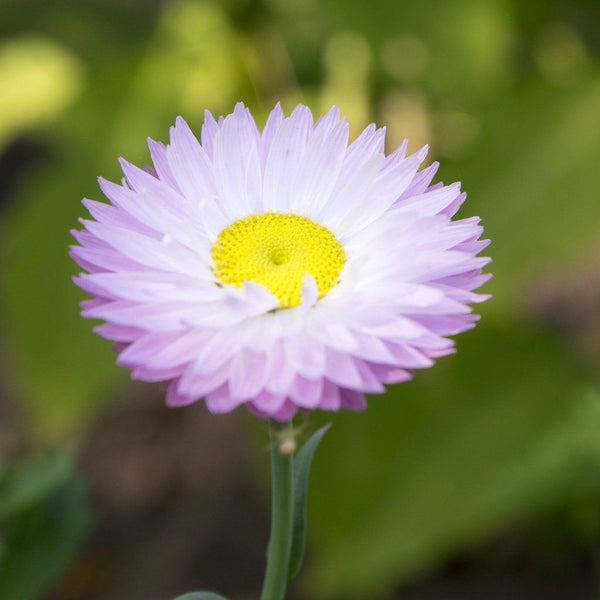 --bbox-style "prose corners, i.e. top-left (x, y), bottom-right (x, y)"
top-left (212, 103), bottom-right (262, 216)
top-left (343, 331), bottom-right (397, 364)
top-left (82, 299), bottom-right (201, 331)
top-left (197, 196), bottom-right (232, 241)
top-left (440, 191), bottom-right (467, 217)
top-left (262, 105), bottom-right (313, 212)
top-left (166, 116), bottom-right (216, 205)
top-left (288, 115), bottom-right (349, 215)
top-left (424, 345), bottom-right (456, 359)
top-left (397, 161), bottom-right (440, 200)
top-left (201, 109), bottom-right (219, 159)
top-left (222, 281), bottom-right (279, 317)
top-left (452, 239), bottom-right (491, 254)
top-left (318, 380), bottom-right (341, 410)
top-left (177, 362), bottom-right (231, 399)
top-left (299, 274), bottom-right (319, 311)
top-left (80, 219), bottom-right (210, 277)
top-left (73, 274), bottom-right (118, 300)
top-left (228, 350), bottom-right (268, 399)
top-left (79, 271), bottom-right (219, 304)
top-left (285, 335), bottom-right (326, 379)
top-left (411, 313), bottom-right (480, 336)
top-left (434, 271), bottom-right (493, 291)
top-left (97, 178), bottom-right (205, 252)
top-left (289, 375), bottom-right (323, 408)
top-left (83, 198), bottom-right (160, 238)
top-left (336, 123), bottom-right (385, 184)
top-left (71, 245), bottom-right (145, 274)
top-left (384, 342), bottom-right (434, 369)
top-left (132, 364), bottom-right (185, 382)
top-left (146, 328), bottom-right (214, 369)
top-left (308, 321), bottom-right (358, 352)
top-left (383, 139), bottom-right (409, 168)
top-left (368, 362), bottom-right (413, 384)
top-left (270, 399), bottom-right (299, 421)
top-left (205, 384), bottom-right (245, 414)
top-left (191, 329), bottom-right (243, 376)
top-left (147, 138), bottom-right (181, 192)
top-left (250, 389), bottom-right (287, 415)
top-left (378, 250), bottom-right (490, 284)
top-left (319, 153), bottom-right (385, 231)
top-left (166, 380), bottom-right (200, 407)
top-left (80, 298), bottom-right (107, 311)
top-left (393, 183), bottom-right (463, 218)
top-left (264, 343), bottom-right (296, 396)
top-left (436, 285), bottom-right (491, 305)
top-left (260, 102), bottom-right (285, 169)
top-left (339, 151), bottom-right (426, 237)
top-left (94, 323), bottom-right (146, 342)
top-left (323, 348), bottom-right (364, 389)
top-left (339, 388), bottom-right (368, 410)
top-left (364, 315), bottom-right (436, 341)
top-left (116, 330), bottom-right (182, 367)
top-left (117, 158), bottom-right (195, 212)
top-left (354, 360), bottom-right (385, 392)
